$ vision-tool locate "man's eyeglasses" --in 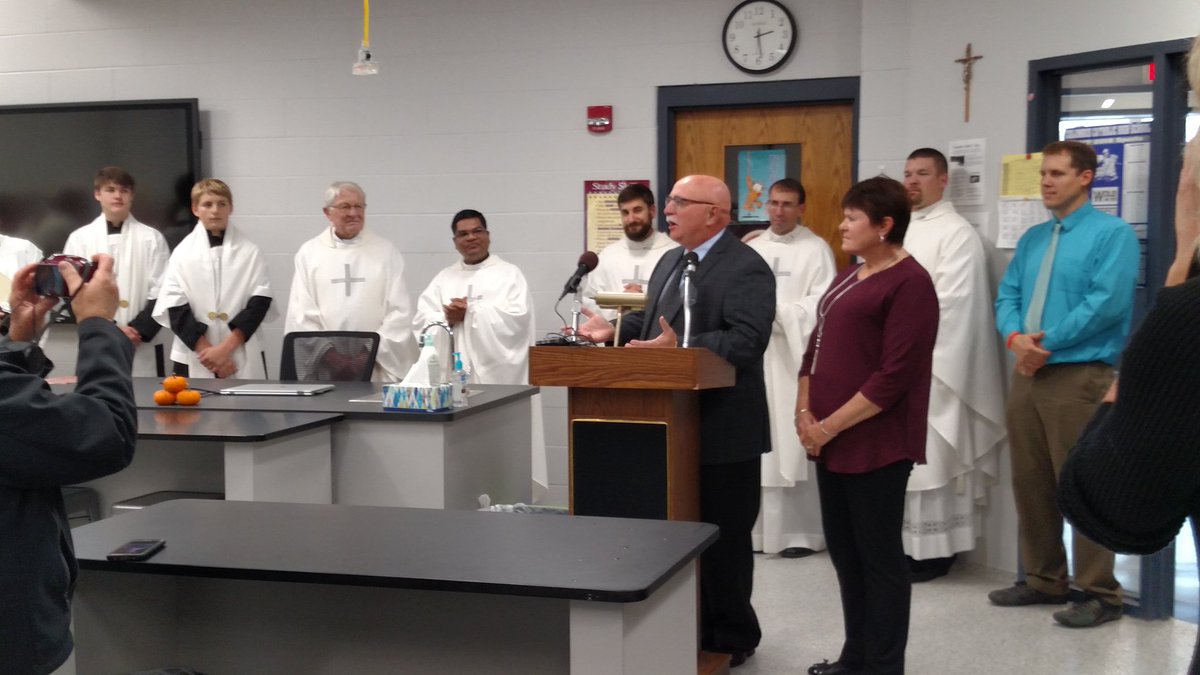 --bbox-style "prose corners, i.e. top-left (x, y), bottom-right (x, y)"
top-left (329, 203), bottom-right (366, 212)
top-left (665, 195), bottom-right (716, 209)
top-left (454, 227), bottom-right (488, 240)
